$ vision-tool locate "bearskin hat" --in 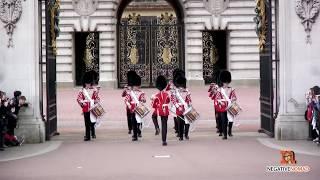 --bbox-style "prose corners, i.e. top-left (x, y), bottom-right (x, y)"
top-left (173, 68), bottom-right (185, 80)
top-left (312, 86), bottom-right (320, 95)
top-left (211, 70), bottom-right (221, 84)
top-left (156, 75), bottom-right (167, 91)
top-left (219, 70), bottom-right (232, 84)
top-left (82, 72), bottom-right (93, 87)
top-left (133, 73), bottom-right (142, 87)
top-left (175, 75), bottom-right (186, 88)
top-left (14, 91), bottom-right (22, 98)
top-left (87, 70), bottom-right (99, 85)
top-left (127, 70), bottom-right (137, 86)
top-left (173, 69), bottom-right (185, 87)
